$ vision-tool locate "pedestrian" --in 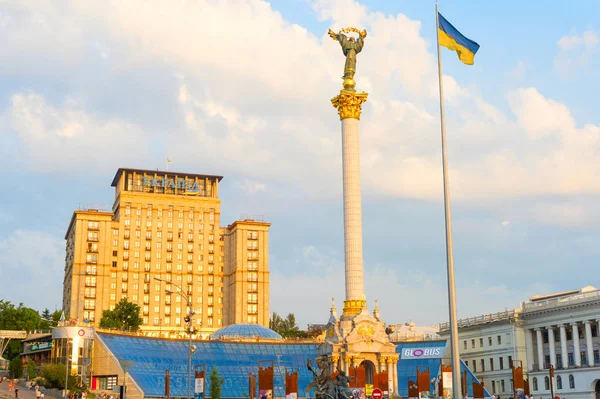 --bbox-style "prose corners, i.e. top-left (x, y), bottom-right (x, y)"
top-left (15, 386), bottom-right (19, 399)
